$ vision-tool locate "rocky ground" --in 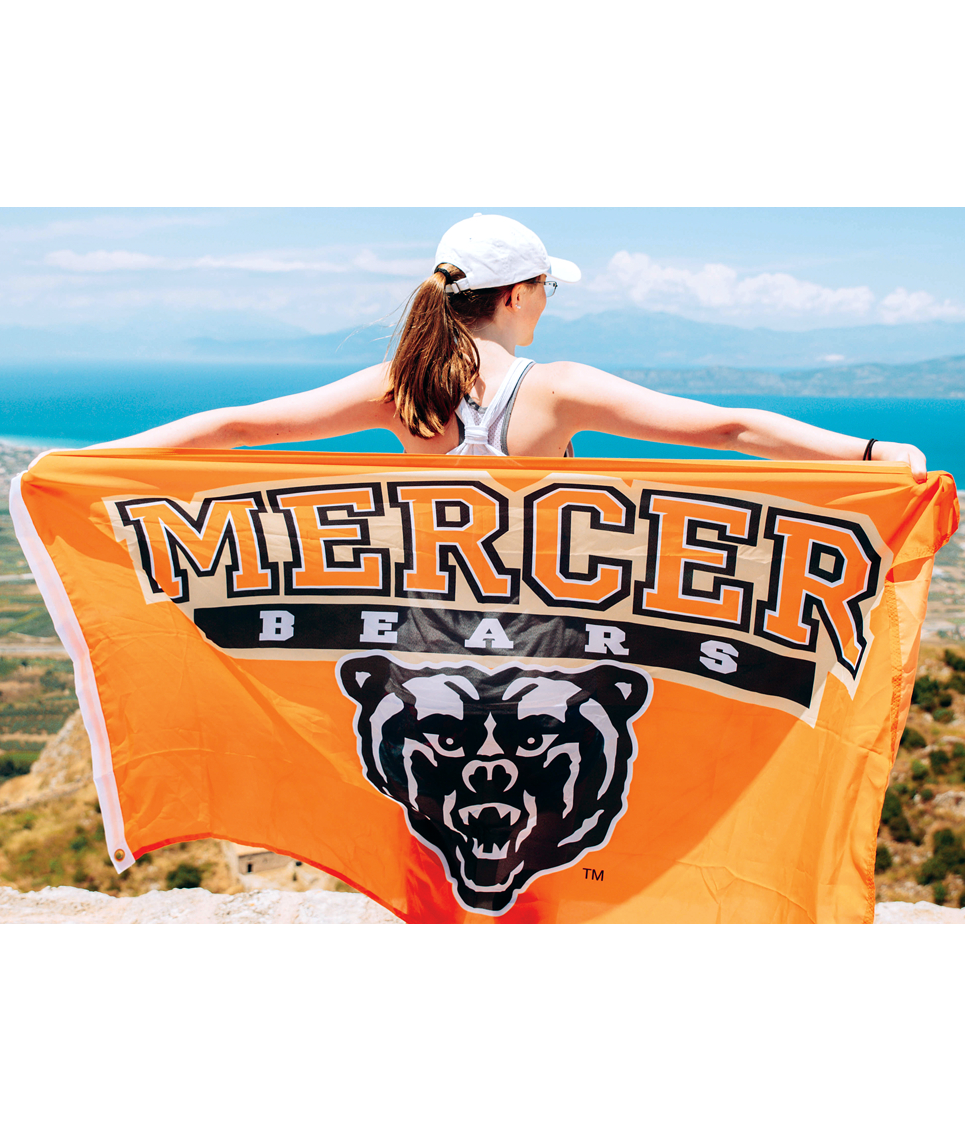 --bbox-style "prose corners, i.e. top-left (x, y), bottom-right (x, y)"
top-left (0, 884), bottom-right (401, 923)
top-left (0, 885), bottom-right (954, 924)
